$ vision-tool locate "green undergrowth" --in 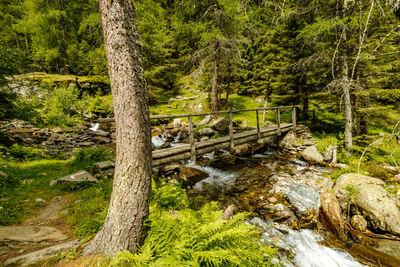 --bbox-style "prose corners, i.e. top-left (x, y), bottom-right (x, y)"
top-left (0, 147), bottom-right (111, 225)
top-left (110, 180), bottom-right (279, 267)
